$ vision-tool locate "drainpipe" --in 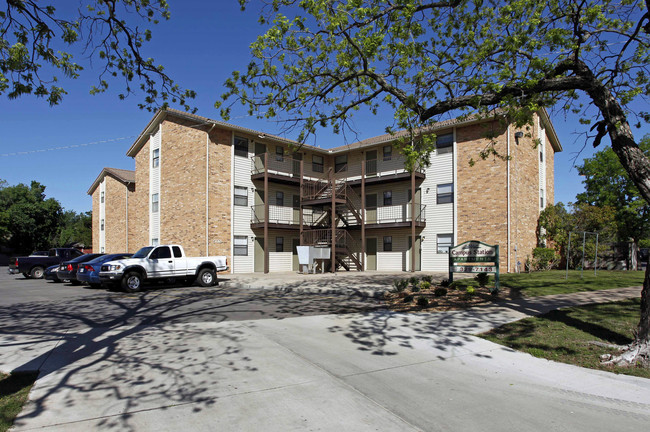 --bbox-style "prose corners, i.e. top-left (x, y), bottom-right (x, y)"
top-left (507, 125), bottom-right (511, 273)
top-left (206, 124), bottom-right (215, 255)
top-left (125, 181), bottom-right (130, 252)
